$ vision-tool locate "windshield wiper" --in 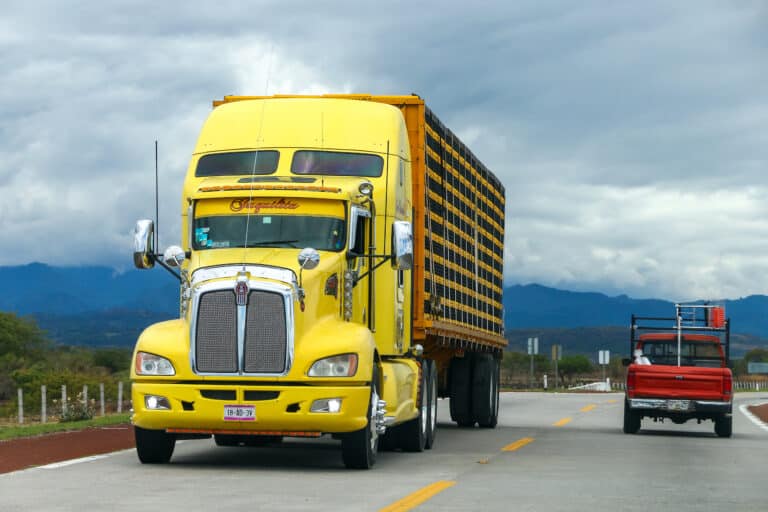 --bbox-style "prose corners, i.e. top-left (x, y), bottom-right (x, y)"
top-left (248, 240), bottom-right (299, 248)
